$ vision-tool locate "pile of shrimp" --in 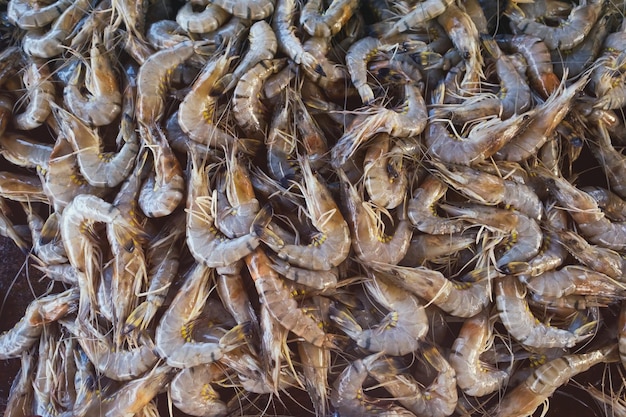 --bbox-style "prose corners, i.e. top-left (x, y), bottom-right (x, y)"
top-left (4, 0), bottom-right (626, 415)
